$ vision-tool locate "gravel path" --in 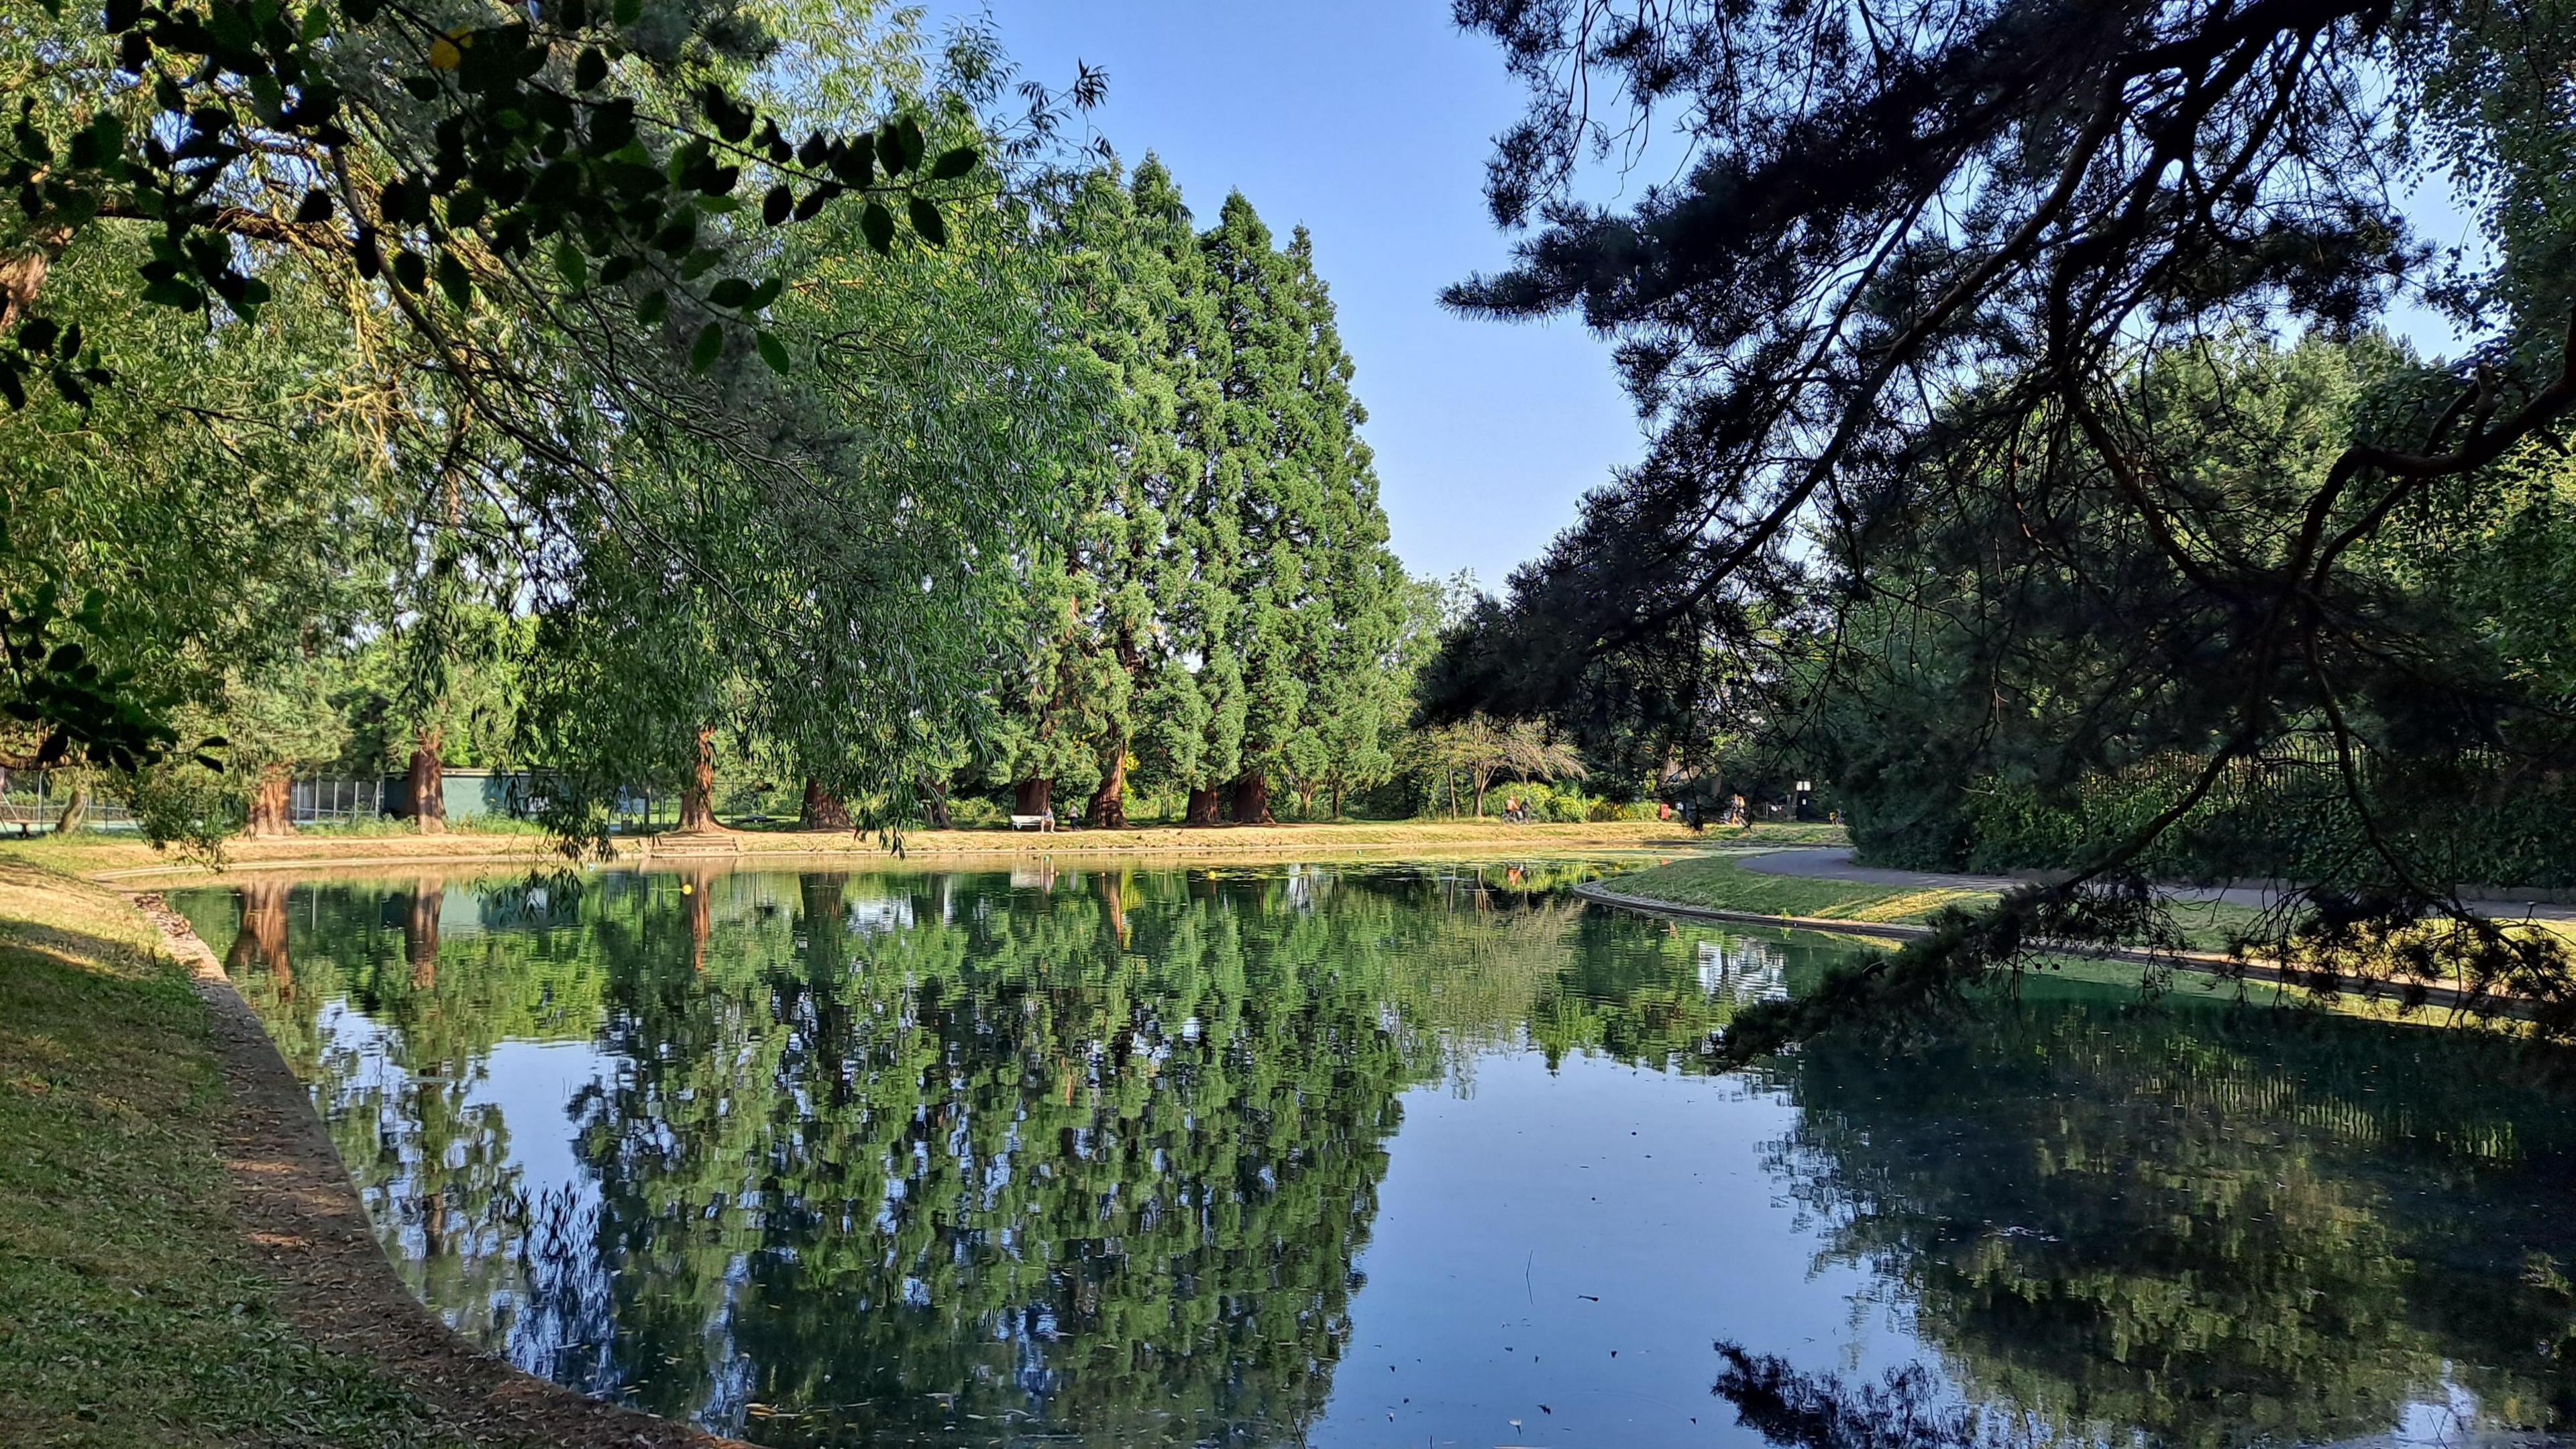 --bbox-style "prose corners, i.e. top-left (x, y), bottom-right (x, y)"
top-left (1738, 847), bottom-right (2576, 922)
